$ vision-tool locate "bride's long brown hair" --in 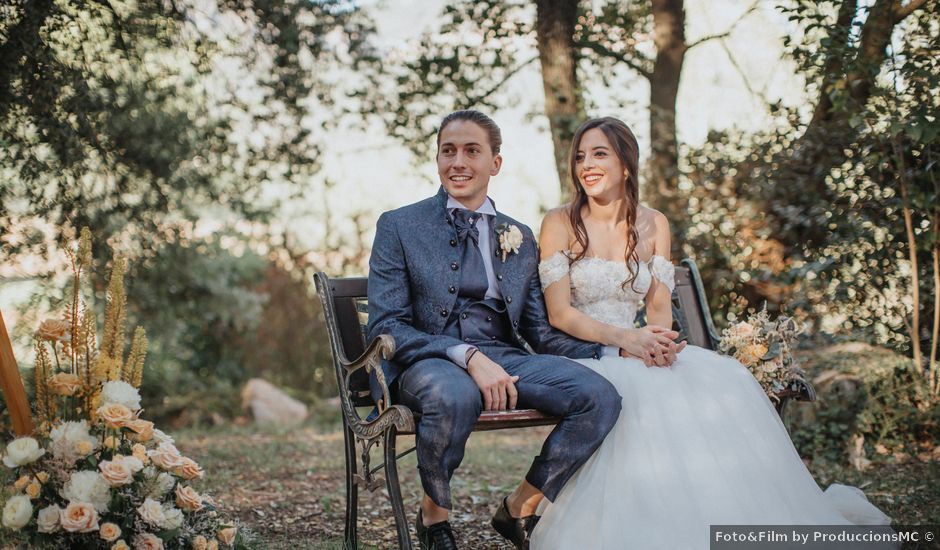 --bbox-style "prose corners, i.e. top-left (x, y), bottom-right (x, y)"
top-left (567, 117), bottom-right (641, 290)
